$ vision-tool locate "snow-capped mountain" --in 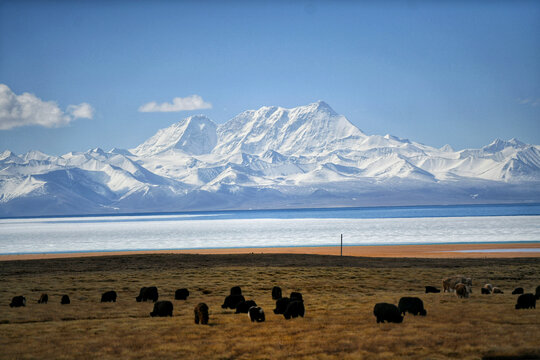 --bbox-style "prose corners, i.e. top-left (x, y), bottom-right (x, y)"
top-left (1, 101), bottom-right (539, 217)
top-left (213, 101), bottom-right (365, 156)
top-left (133, 115), bottom-right (217, 156)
